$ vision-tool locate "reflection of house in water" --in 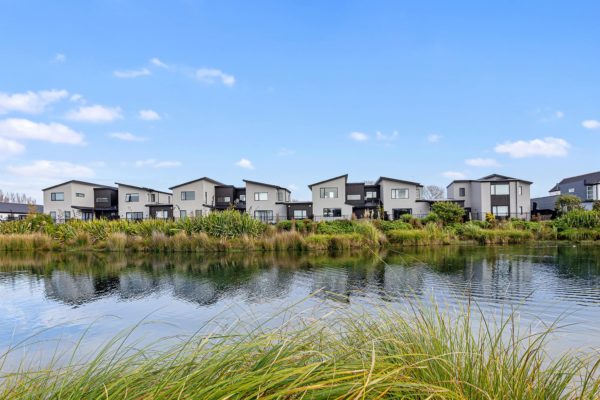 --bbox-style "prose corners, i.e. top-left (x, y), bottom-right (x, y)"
top-left (44, 271), bottom-right (119, 306)
top-left (172, 276), bottom-right (220, 306)
top-left (310, 267), bottom-right (351, 302)
top-left (242, 267), bottom-right (295, 303)
top-left (382, 265), bottom-right (425, 299)
top-left (119, 272), bottom-right (162, 299)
